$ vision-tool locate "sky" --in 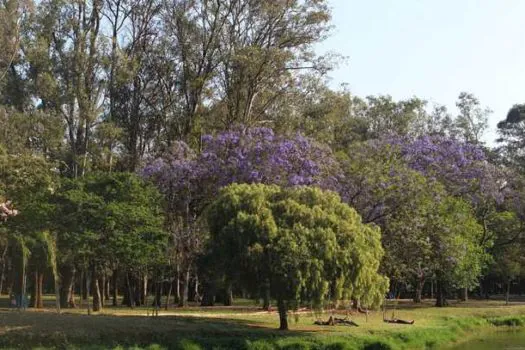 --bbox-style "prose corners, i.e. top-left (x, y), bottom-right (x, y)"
top-left (317, 0), bottom-right (525, 145)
